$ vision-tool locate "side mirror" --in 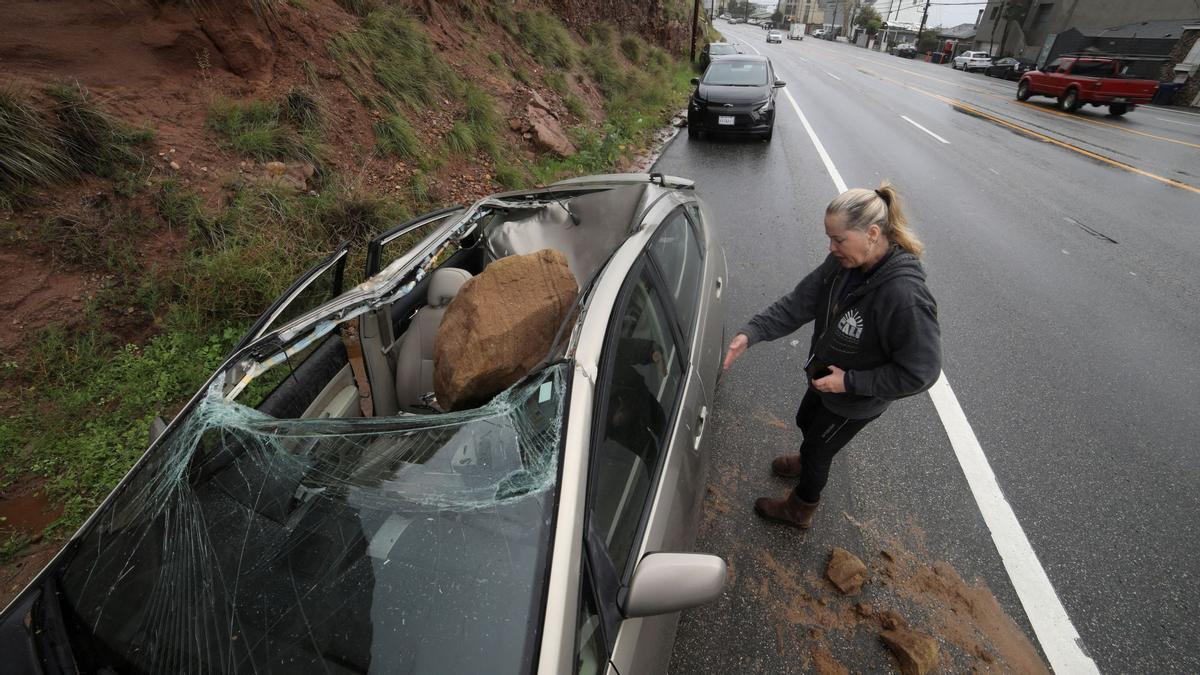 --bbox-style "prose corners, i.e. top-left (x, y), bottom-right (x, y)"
top-left (690, 77), bottom-right (700, 86)
top-left (774, 80), bottom-right (786, 88)
top-left (621, 553), bottom-right (726, 618)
